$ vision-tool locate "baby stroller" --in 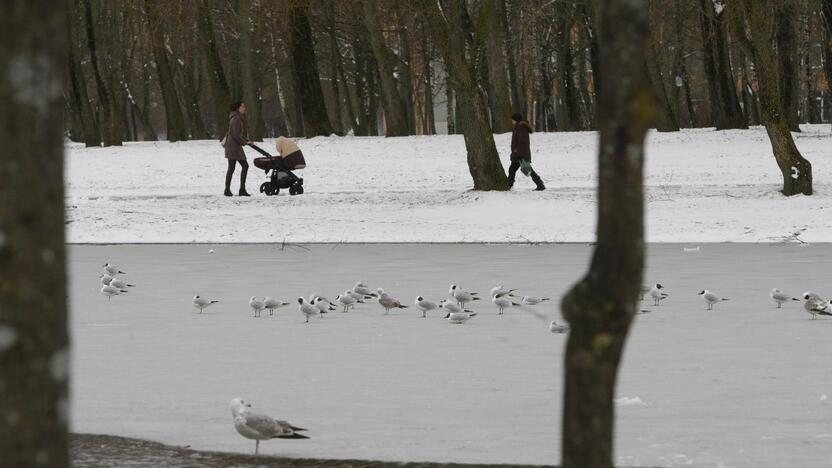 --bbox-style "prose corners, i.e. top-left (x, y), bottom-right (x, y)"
top-left (249, 143), bottom-right (305, 196)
